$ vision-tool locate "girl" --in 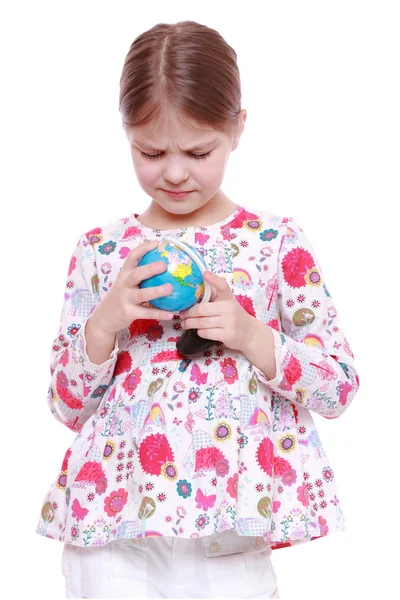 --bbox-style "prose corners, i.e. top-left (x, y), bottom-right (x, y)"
top-left (36, 20), bottom-right (360, 599)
